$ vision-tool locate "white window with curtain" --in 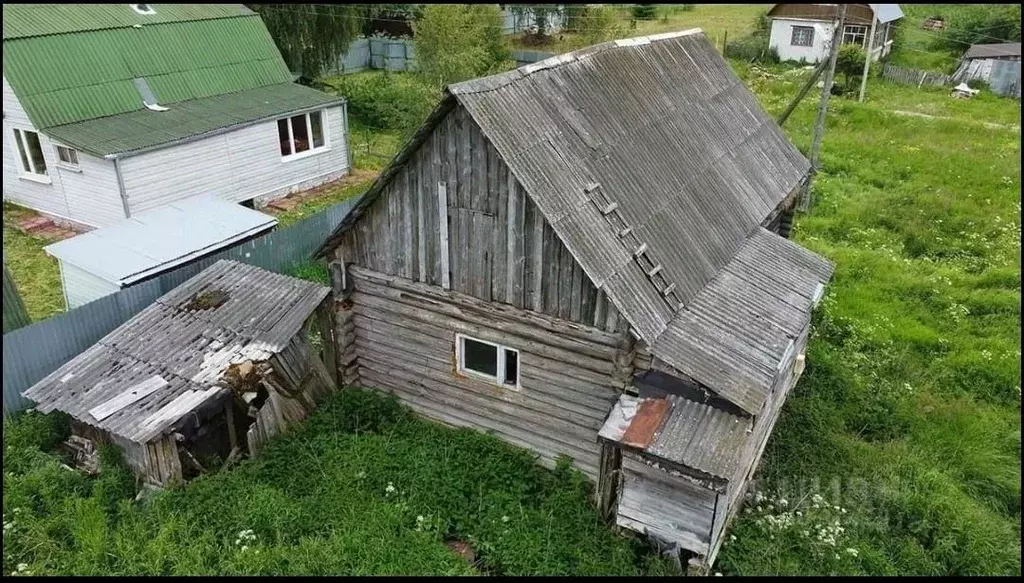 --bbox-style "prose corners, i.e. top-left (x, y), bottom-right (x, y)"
top-left (842, 24), bottom-right (868, 47)
top-left (12, 128), bottom-right (50, 182)
top-left (277, 109), bottom-right (329, 161)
